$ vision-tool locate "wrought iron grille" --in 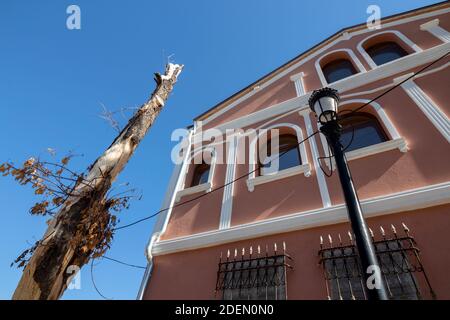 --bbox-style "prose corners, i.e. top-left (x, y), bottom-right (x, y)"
top-left (215, 243), bottom-right (293, 300)
top-left (318, 223), bottom-right (435, 300)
